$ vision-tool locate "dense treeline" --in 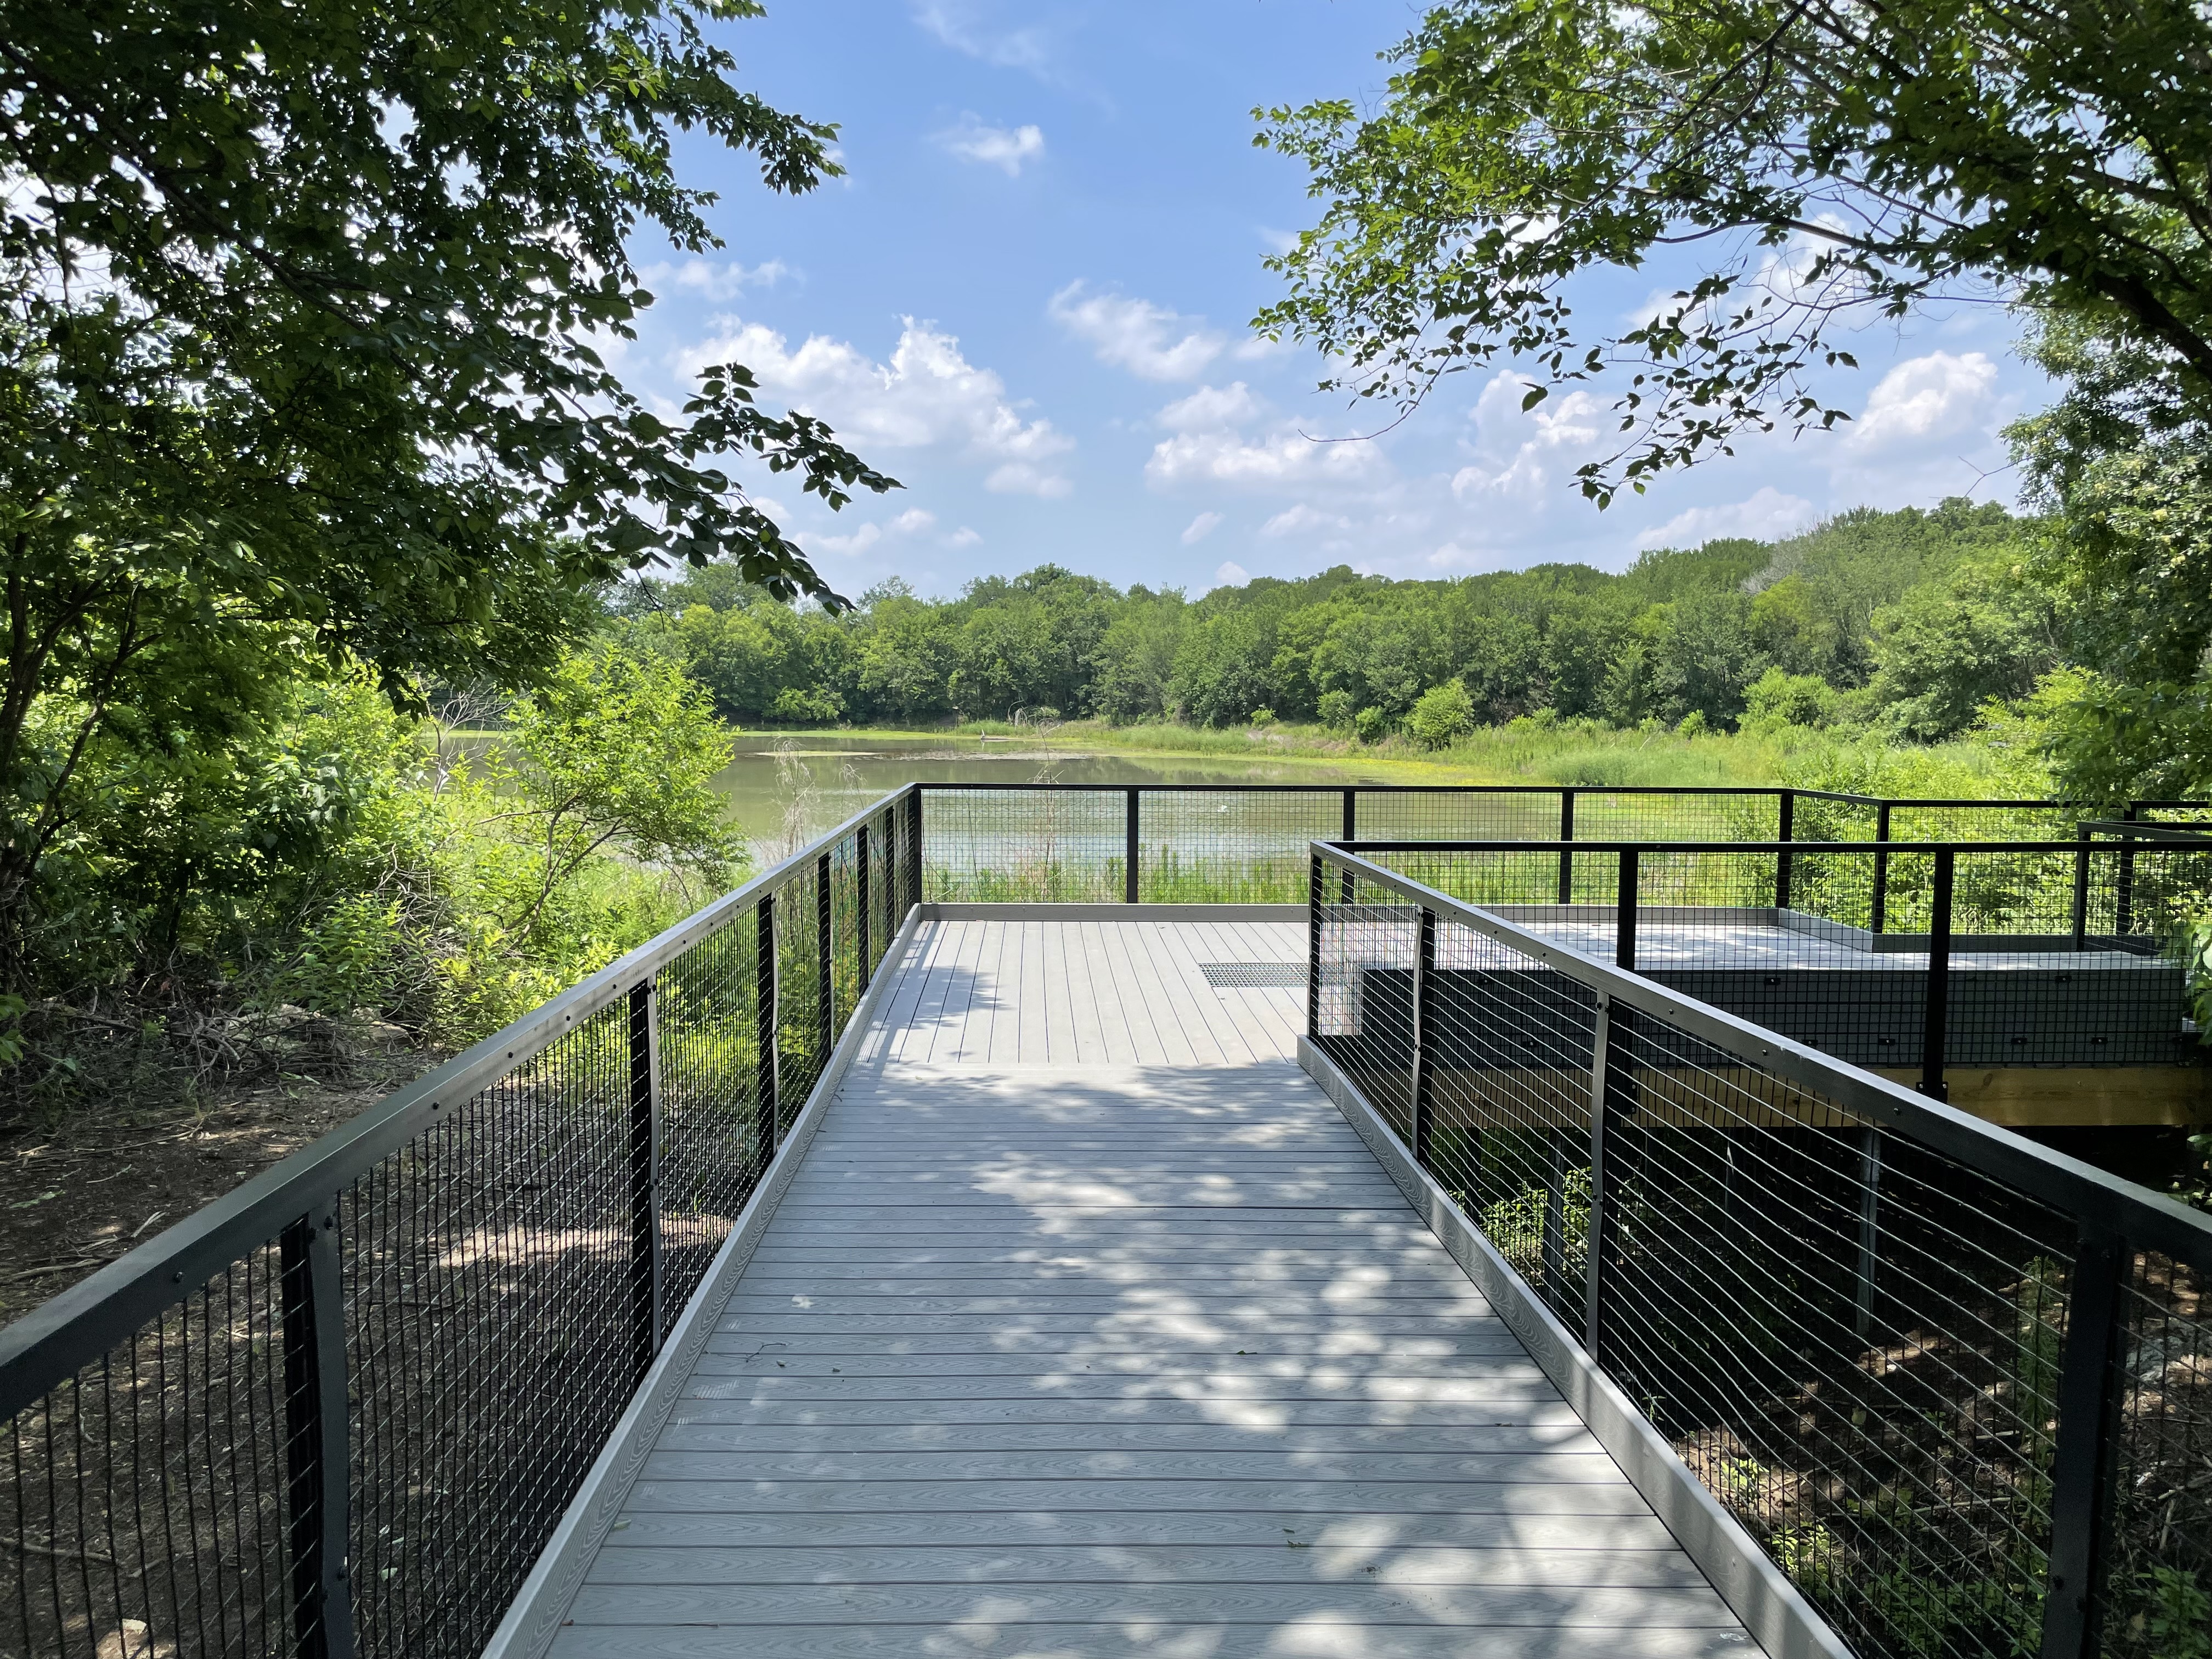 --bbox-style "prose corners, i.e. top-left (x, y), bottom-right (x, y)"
top-left (620, 498), bottom-right (2056, 743)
